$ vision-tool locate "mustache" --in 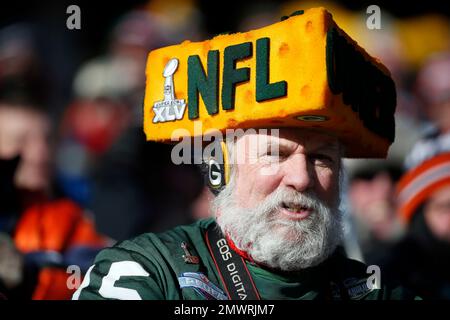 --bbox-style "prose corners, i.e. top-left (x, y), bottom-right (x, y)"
top-left (252, 188), bottom-right (325, 218)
